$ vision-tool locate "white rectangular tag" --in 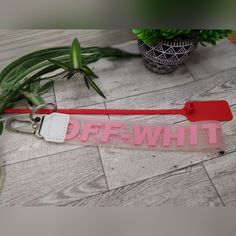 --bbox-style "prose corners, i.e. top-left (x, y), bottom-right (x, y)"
top-left (39, 113), bottom-right (70, 143)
